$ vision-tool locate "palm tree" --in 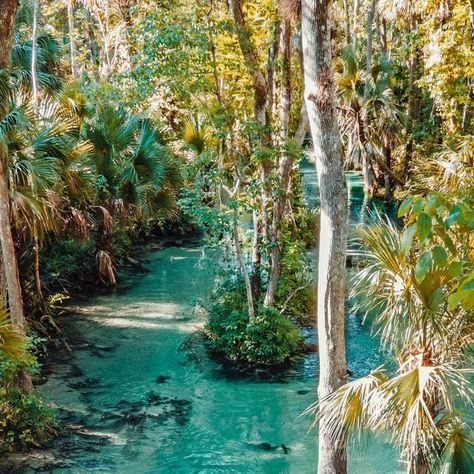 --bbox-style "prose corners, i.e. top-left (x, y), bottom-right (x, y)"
top-left (337, 47), bottom-right (405, 197)
top-left (85, 106), bottom-right (182, 283)
top-left (306, 202), bottom-right (474, 473)
top-left (413, 135), bottom-right (474, 198)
